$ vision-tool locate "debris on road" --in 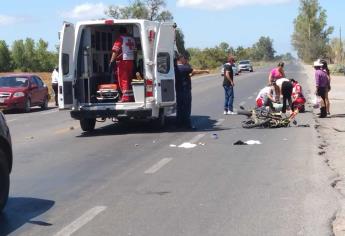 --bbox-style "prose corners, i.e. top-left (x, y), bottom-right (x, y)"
top-left (233, 140), bottom-right (262, 145)
top-left (178, 142), bottom-right (197, 149)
